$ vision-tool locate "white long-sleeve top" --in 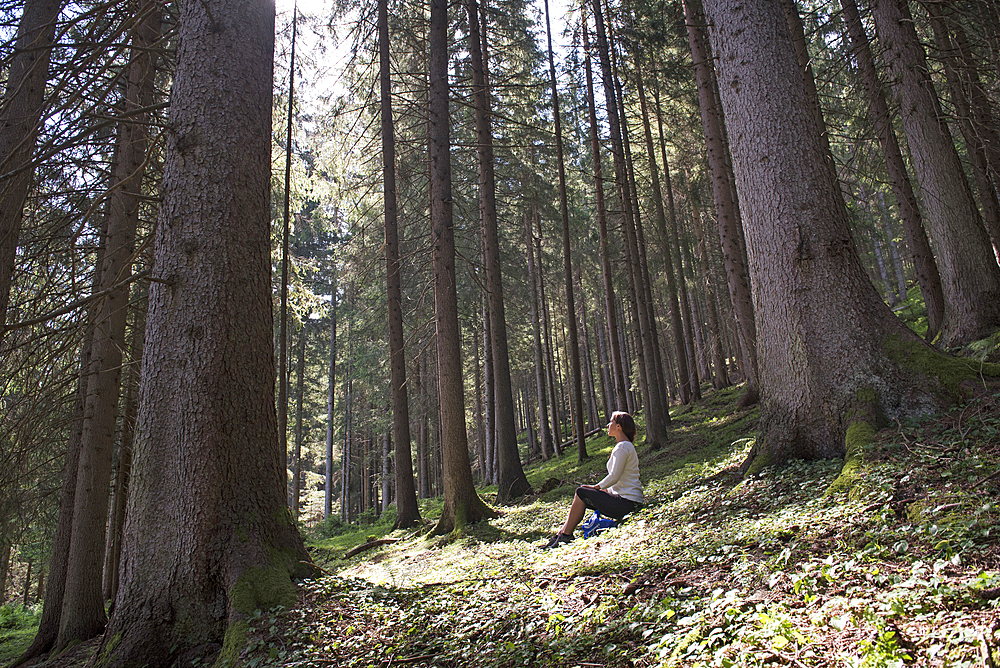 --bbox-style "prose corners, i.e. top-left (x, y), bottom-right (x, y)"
top-left (597, 440), bottom-right (644, 503)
